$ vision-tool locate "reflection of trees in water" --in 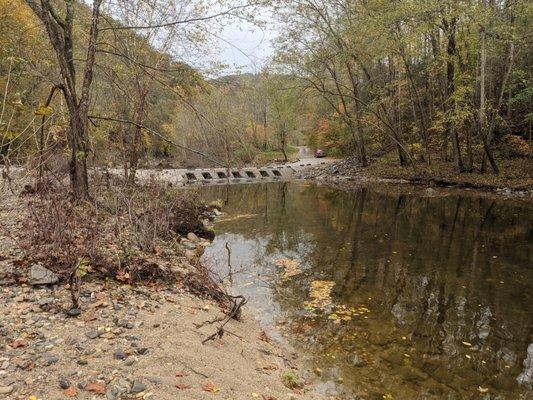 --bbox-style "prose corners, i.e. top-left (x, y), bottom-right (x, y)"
top-left (200, 183), bottom-right (533, 398)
